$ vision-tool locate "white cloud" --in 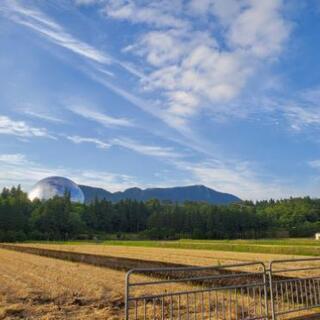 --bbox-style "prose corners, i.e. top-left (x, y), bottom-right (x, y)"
top-left (82, 68), bottom-right (198, 136)
top-left (0, 154), bottom-right (138, 192)
top-left (104, 0), bottom-right (291, 126)
top-left (0, 151), bottom-right (307, 199)
top-left (286, 105), bottom-right (320, 131)
top-left (0, 115), bottom-right (53, 138)
top-left (75, 170), bottom-right (136, 191)
top-left (288, 88), bottom-right (320, 129)
top-left (104, 0), bottom-right (187, 29)
top-left (23, 109), bottom-right (65, 123)
top-left (113, 138), bottom-right (183, 159)
top-left (190, 0), bottom-right (290, 59)
top-left (67, 131), bottom-right (186, 159)
top-left (172, 158), bottom-right (297, 200)
top-left (74, 0), bottom-right (100, 6)
top-left (308, 160), bottom-right (320, 169)
top-left (68, 105), bottom-right (134, 128)
top-left (1, 0), bottom-right (110, 64)
top-left (67, 130), bottom-right (297, 200)
top-left (0, 154), bottom-right (27, 165)
top-left (227, 0), bottom-right (290, 58)
top-left (0, 0), bottom-right (143, 79)
top-left (1, 0), bottom-right (292, 135)
top-left (128, 30), bottom-right (187, 67)
top-left (67, 135), bottom-right (111, 149)
top-left (263, 87), bottom-right (320, 131)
